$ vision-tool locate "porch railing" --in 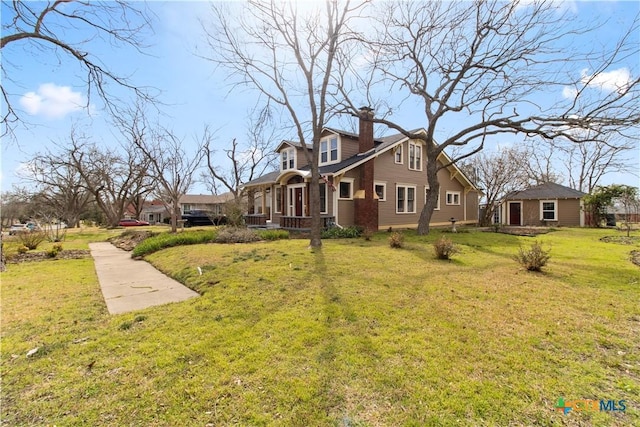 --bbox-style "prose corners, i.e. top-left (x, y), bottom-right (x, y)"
top-left (280, 216), bottom-right (335, 230)
top-left (244, 214), bottom-right (267, 227)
